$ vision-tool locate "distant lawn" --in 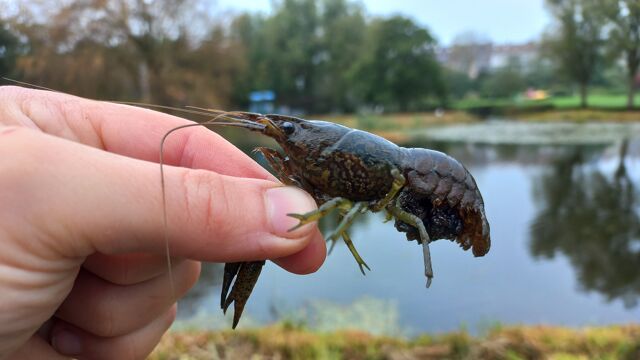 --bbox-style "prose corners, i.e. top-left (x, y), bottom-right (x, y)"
top-left (454, 93), bottom-right (640, 110)
top-left (547, 93), bottom-right (640, 109)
